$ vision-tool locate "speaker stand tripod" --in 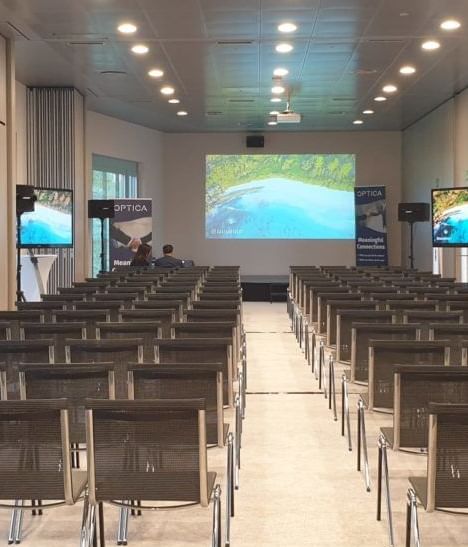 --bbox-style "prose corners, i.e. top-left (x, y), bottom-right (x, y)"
top-left (99, 217), bottom-right (106, 274)
top-left (16, 212), bottom-right (26, 303)
top-left (407, 220), bottom-right (415, 270)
